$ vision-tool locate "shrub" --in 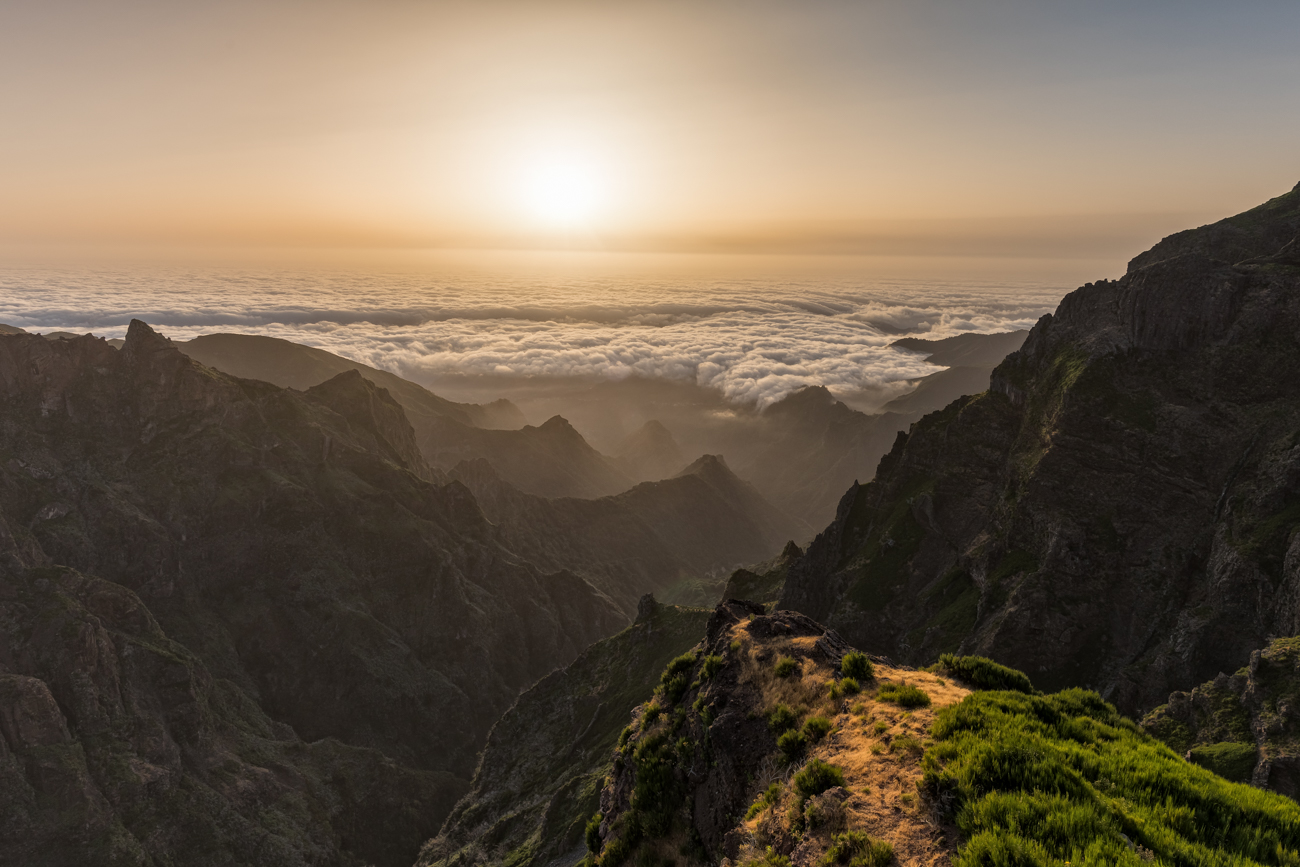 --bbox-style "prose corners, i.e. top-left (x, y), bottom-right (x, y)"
top-left (877, 682), bottom-right (930, 708)
top-left (586, 813), bottom-right (603, 853)
top-left (1188, 741), bottom-right (1258, 783)
top-left (872, 720), bottom-right (889, 734)
top-left (661, 673), bottom-right (690, 704)
top-left (840, 651), bottom-right (874, 681)
top-left (743, 847), bottom-right (791, 867)
top-left (642, 702), bottom-right (663, 725)
top-left (619, 726), bottom-right (634, 748)
top-left (841, 677), bottom-right (861, 695)
top-left (768, 703), bottom-right (799, 734)
top-left (745, 782), bottom-right (784, 820)
top-left (663, 652), bottom-right (697, 679)
top-left (730, 639), bottom-right (743, 653)
top-left (820, 831), bottom-right (893, 867)
top-left (793, 758), bottom-right (846, 801)
top-left (778, 729), bottom-right (808, 761)
top-left (924, 687), bottom-right (1300, 867)
top-left (802, 715), bottom-right (833, 742)
top-left (700, 654), bottom-right (725, 680)
top-left (774, 656), bottom-right (799, 678)
top-left (891, 736), bottom-right (923, 756)
top-left (937, 653), bottom-right (1033, 694)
